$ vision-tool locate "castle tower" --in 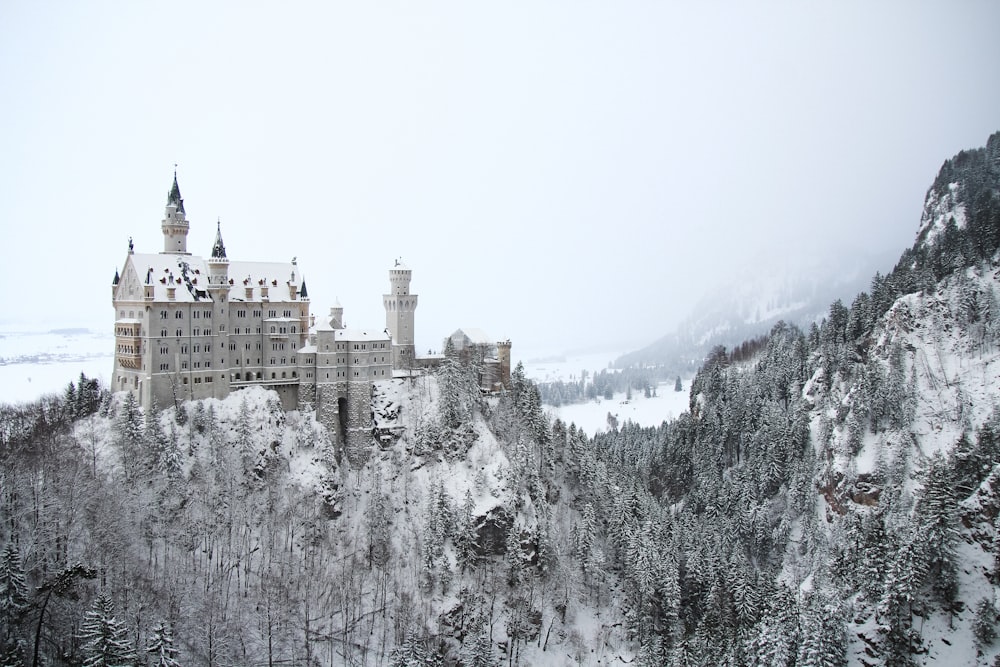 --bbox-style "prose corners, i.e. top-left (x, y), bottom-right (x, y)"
top-left (206, 220), bottom-right (230, 398)
top-left (161, 171), bottom-right (190, 254)
top-left (330, 299), bottom-right (344, 329)
top-left (497, 340), bottom-right (512, 389)
top-left (383, 259), bottom-right (418, 369)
